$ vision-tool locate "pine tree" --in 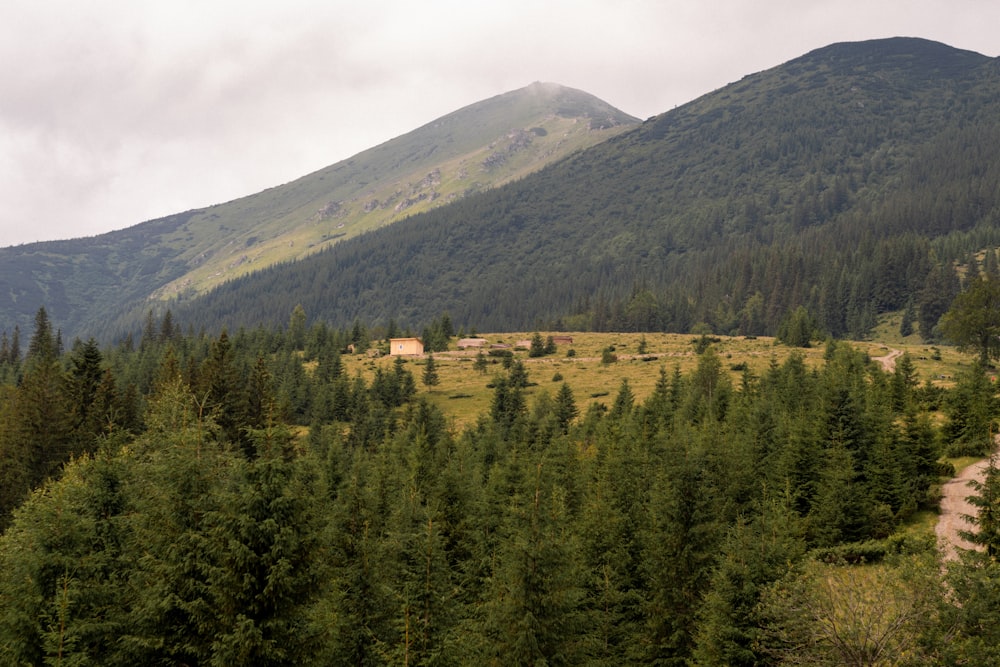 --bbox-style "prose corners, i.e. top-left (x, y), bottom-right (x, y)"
top-left (489, 375), bottom-right (525, 438)
top-left (65, 338), bottom-right (111, 449)
top-left (326, 455), bottom-right (394, 665)
top-left (0, 317), bottom-right (73, 526)
top-left (961, 452), bottom-right (1000, 558)
top-left (609, 378), bottom-right (635, 422)
top-left (900, 298), bottom-right (916, 337)
top-left (200, 329), bottom-right (249, 451)
top-left (917, 261), bottom-right (959, 342)
top-left (640, 366), bottom-right (679, 434)
top-left (684, 346), bottom-right (731, 423)
top-left (422, 354), bottom-right (440, 388)
top-left (0, 446), bottom-right (135, 666)
top-left (471, 459), bottom-right (588, 665)
top-left (202, 423), bottom-right (326, 666)
top-left (288, 304), bottom-right (307, 351)
top-left (382, 452), bottom-right (459, 666)
top-left (943, 362), bottom-right (998, 456)
top-left (508, 359), bottom-right (530, 388)
top-left (809, 441), bottom-right (869, 547)
top-left (544, 335), bottom-right (557, 355)
top-left (554, 383), bottom-right (578, 434)
top-left (577, 416), bottom-right (650, 663)
top-left (26, 307), bottom-right (57, 361)
top-left (692, 493), bottom-right (806, 666)
top-left (124, 375), bottom-right (233, 665)
top-left (528, 332), bottom-right (546, 358)
top-left (641, 432), bottom-right (723, 663)
top-left (987, 247), bottom-right (1000, 279)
